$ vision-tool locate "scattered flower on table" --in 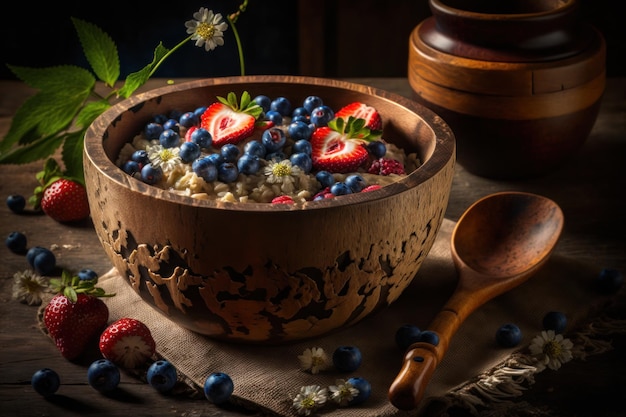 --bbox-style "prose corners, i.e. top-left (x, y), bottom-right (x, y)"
top-left (328, 379), bottom-right (359, 407)
top-left (185, 7), bottom-right (229, 51)
top-left (292, 384), bottom-right (328, 416)
top-left (528, 330), bottom-right (574, 370)
top-left (12, 270), bottom-right (50, 306)
top-left (298, 347), bottom-right (331, 374)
